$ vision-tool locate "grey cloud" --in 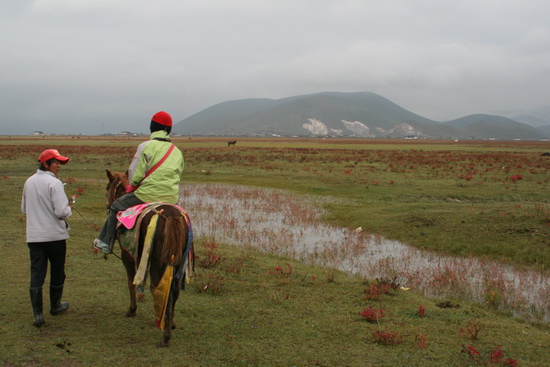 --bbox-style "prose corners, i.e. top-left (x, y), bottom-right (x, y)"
top-left (1, 0), bottom-right (549, 134)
